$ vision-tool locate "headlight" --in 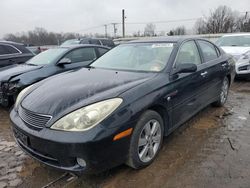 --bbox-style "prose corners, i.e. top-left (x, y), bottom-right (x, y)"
top-left (242, 51), bottom-right (250, 60)
top-left (14, 85), bottom-right (33, 109)
top-left (50, 98), bottom-right (123, 132)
